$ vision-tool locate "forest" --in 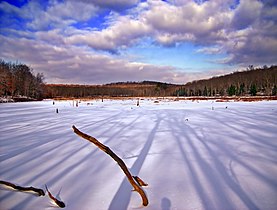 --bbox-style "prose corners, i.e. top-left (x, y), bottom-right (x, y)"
top-left (0, 59), bottom-right (45, 100)
top-left (1, 58), bottom-right (277, 100)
